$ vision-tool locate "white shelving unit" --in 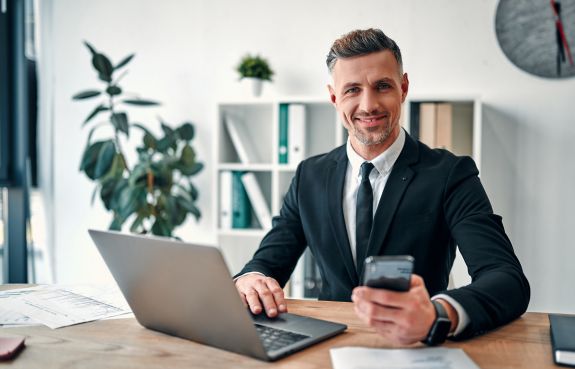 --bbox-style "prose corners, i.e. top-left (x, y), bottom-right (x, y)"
top-left (404, 95), bottom-right (482, 289)
top-left (213, 97), bottom-right (345, 296)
